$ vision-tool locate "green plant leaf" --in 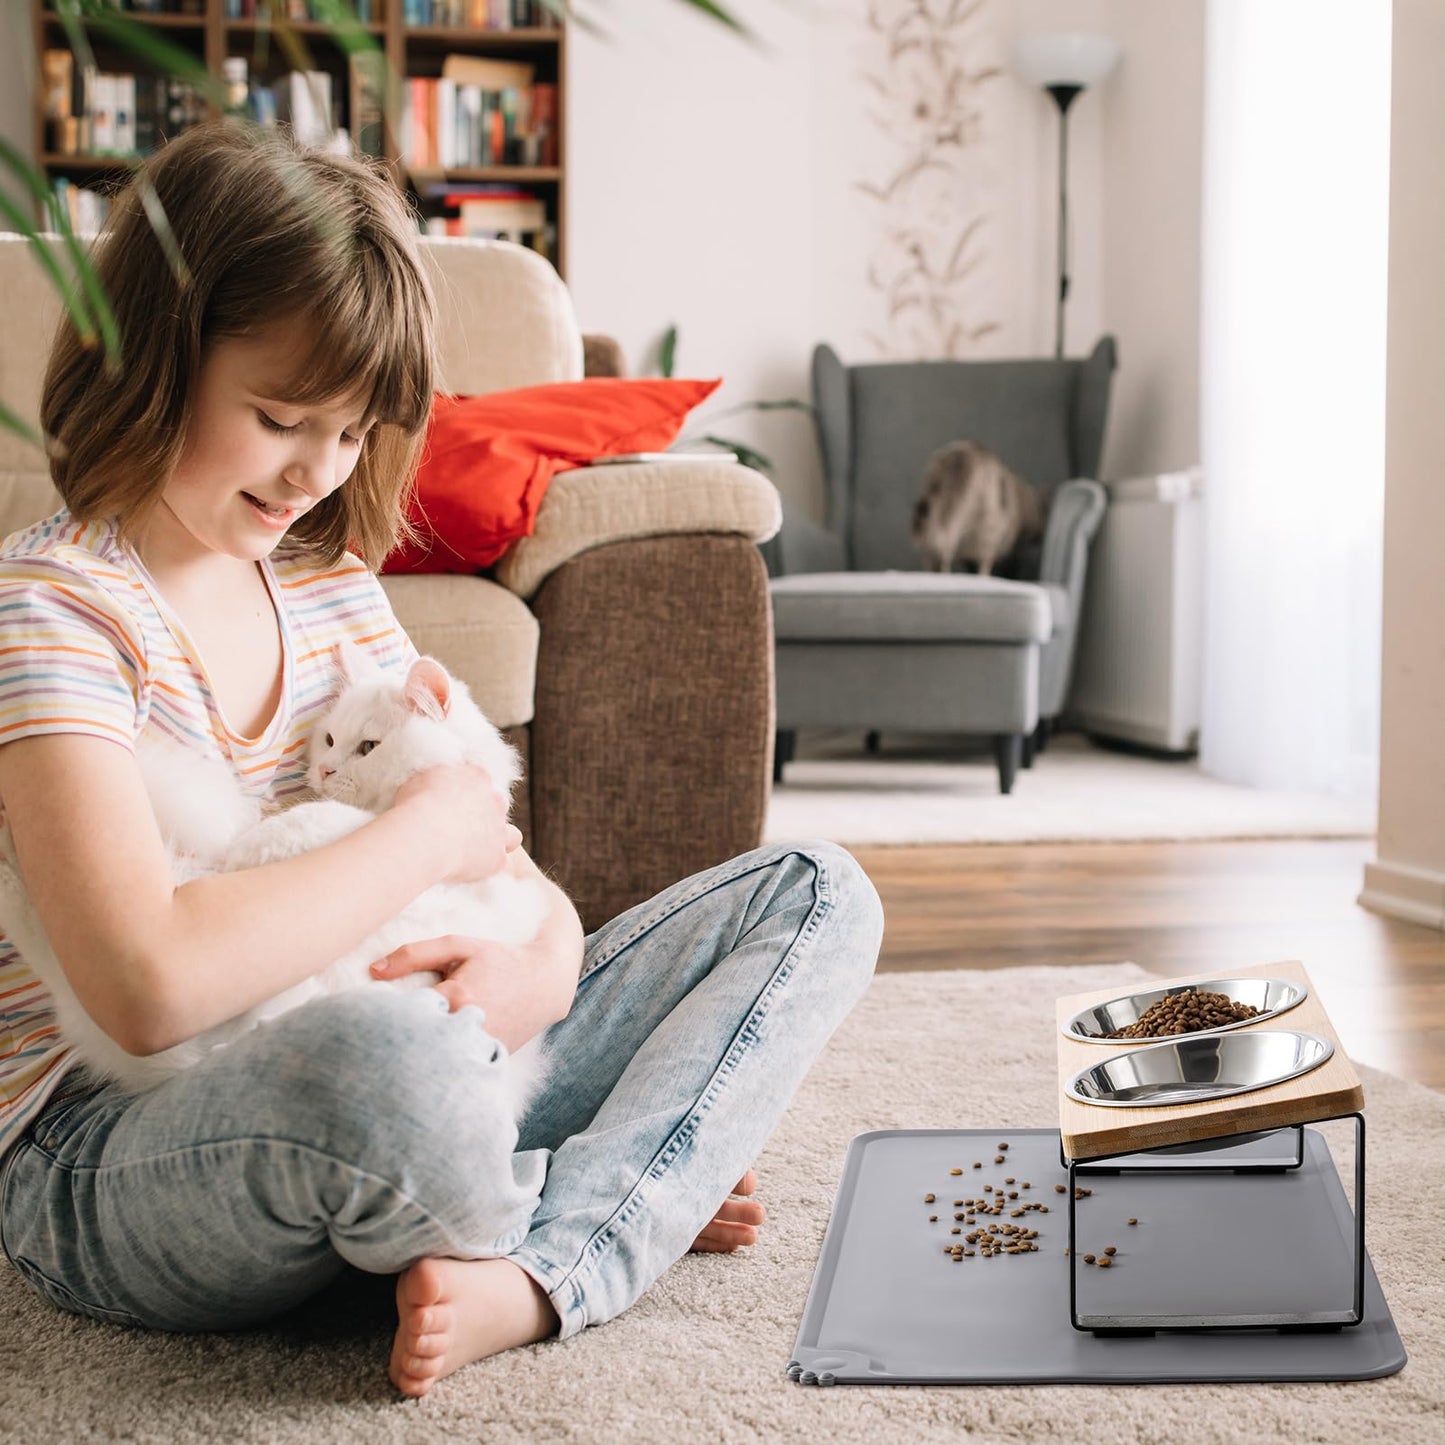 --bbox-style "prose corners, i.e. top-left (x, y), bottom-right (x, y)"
top-left (696, 395), bottom-right (811, 426)
top-left (302, 0), bottom-right (383, 58)
top-left (675, 0), bottom-right (755, 40)
top-left (699, 434), bottom-right (775, 475)
top-left (0, 142), bottom-right (104, 349)
top-left (68, 1), bottom-right (226, 107)
top-left (44, 183), bottom-right (122, 368)
top-left (659, 324), bottom-right (678, 379)
top-left (0, 400), bottom-right (45, 452)
top-left (749, 398), bottom-right (812, 413)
